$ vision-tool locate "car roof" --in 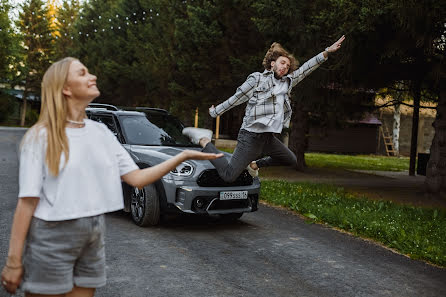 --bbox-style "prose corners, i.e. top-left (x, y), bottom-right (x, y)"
top-left (86, 104), bottom-right (169, 116)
